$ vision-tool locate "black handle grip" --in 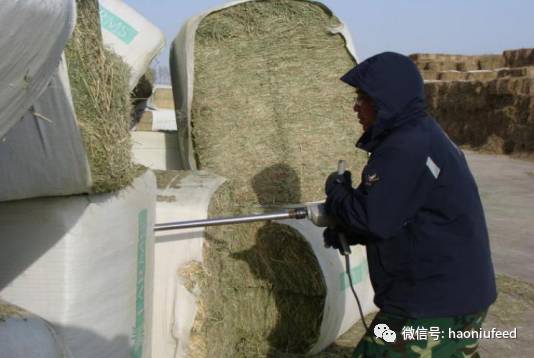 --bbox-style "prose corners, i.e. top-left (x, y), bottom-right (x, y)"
top-left (338, 232), bottom-right (352, 256)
